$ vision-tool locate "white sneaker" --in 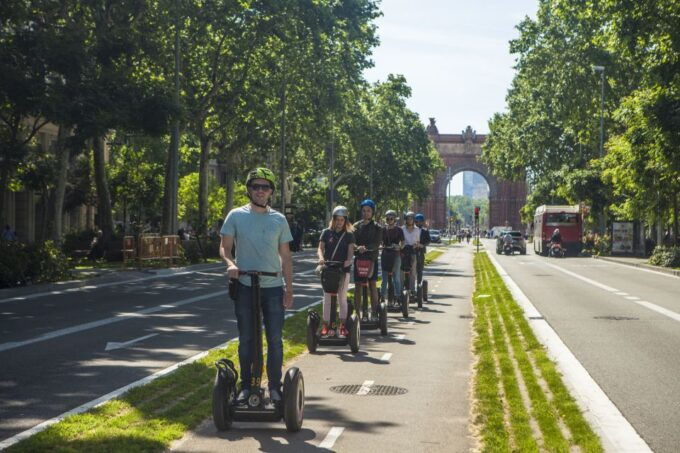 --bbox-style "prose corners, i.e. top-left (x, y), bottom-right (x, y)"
top-left (236, 389), bottom-right (250, 405)
top-left (269, 388), bottom-right (282, 402)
